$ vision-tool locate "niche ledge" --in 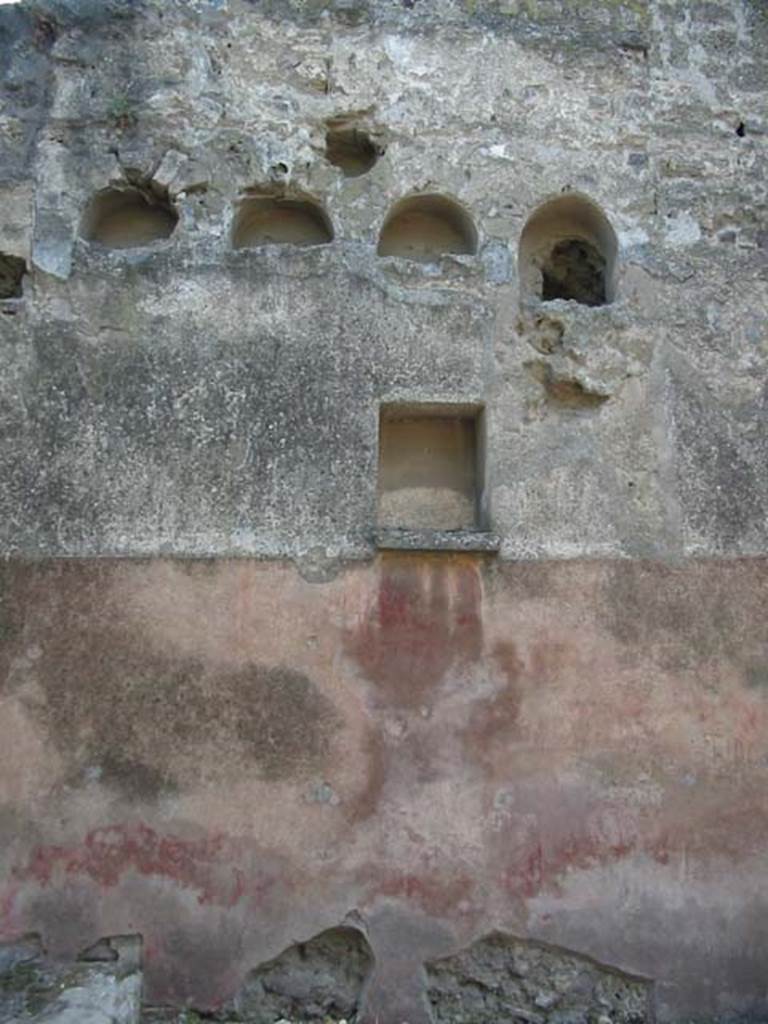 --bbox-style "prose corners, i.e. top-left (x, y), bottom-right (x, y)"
top-left (374, 527), bottom-right (500, 553)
